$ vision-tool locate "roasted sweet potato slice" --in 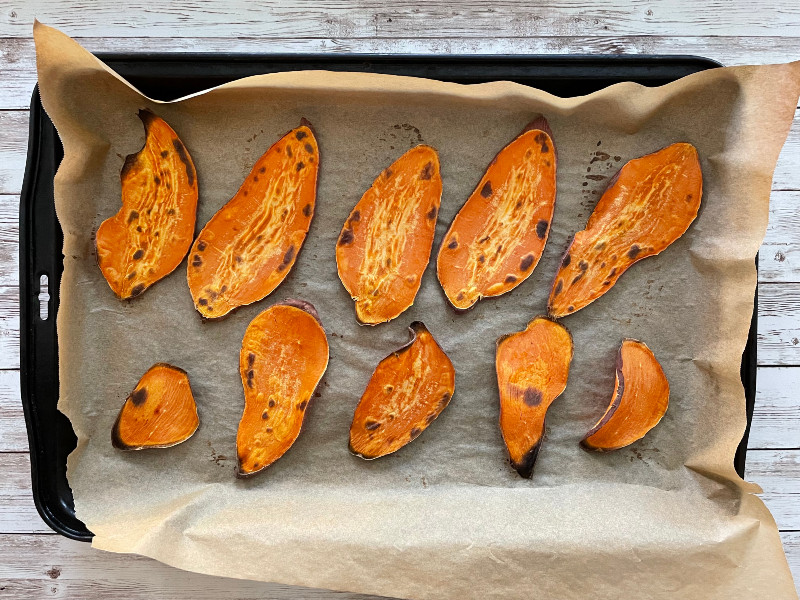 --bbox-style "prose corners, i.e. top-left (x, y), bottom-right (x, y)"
top-left (236, 300), bottom-right (329, 477)
top-left (437, 118), bottom-right (557, 311)
top-left (112, 363), bottom-right (199, 450)
top-left (581, 339), bottom-right (669, 452)
top-left (96, 110), bottom-right (198, 299)
top-left (496, 316), bottom-right (573, 477)
top-left (349, 322), bottom-right (455, 459)
top-left (336, 146), bottom-right (442, 325)
top-left (549, 142), bottom-right (702, 318)
top-left (187, 120), bottom-right (319, 318)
